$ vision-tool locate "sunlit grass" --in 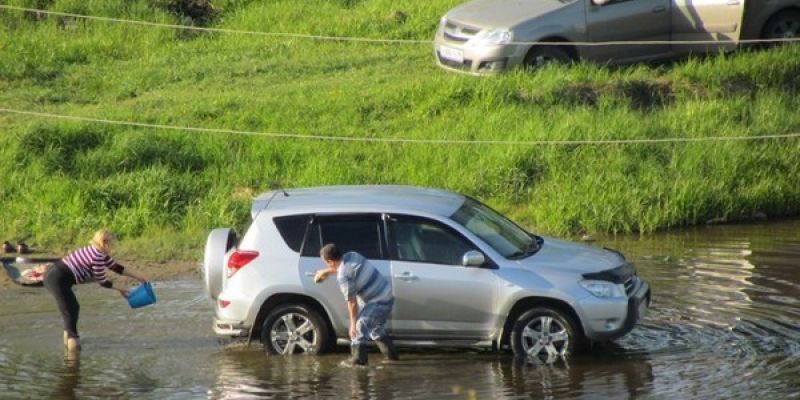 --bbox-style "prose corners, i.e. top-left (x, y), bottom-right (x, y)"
top-left (1, 0), bottom-right (799, 259)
